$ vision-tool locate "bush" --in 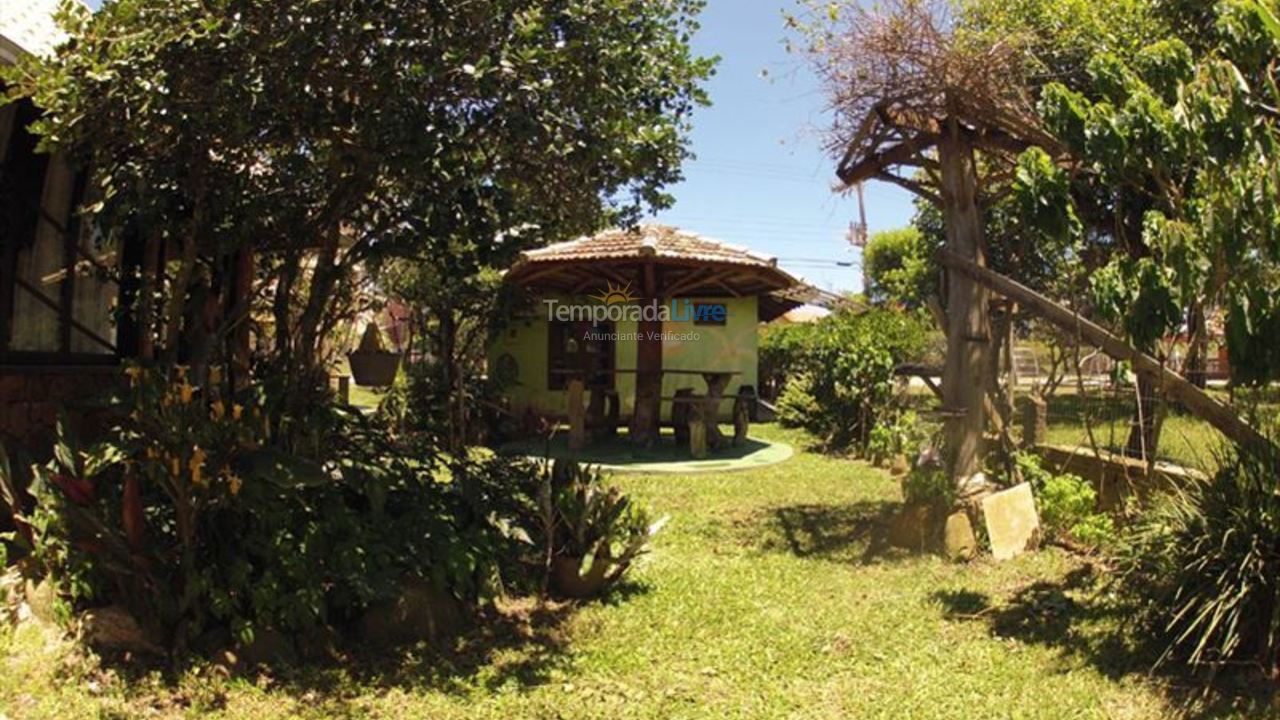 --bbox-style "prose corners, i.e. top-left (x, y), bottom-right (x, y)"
top-left (866, 410), bottom-right (925, 466)
top-left (759, 322), bottom-right (816, 400)
top-left (1116, 445), bottom-right (1280, 675)
top-left (775, 372), bottom-right (823, 434)
top-left (1011, 452), bottom-right (1115, 547)
top-left (902, 466), bottom-right (954, 507)
top-left (2, 365), bottom-right (538, 653)
top-left (774, 308), bottom-right (929, 451)
top-left (529, 461), bottom-right (662, 599)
